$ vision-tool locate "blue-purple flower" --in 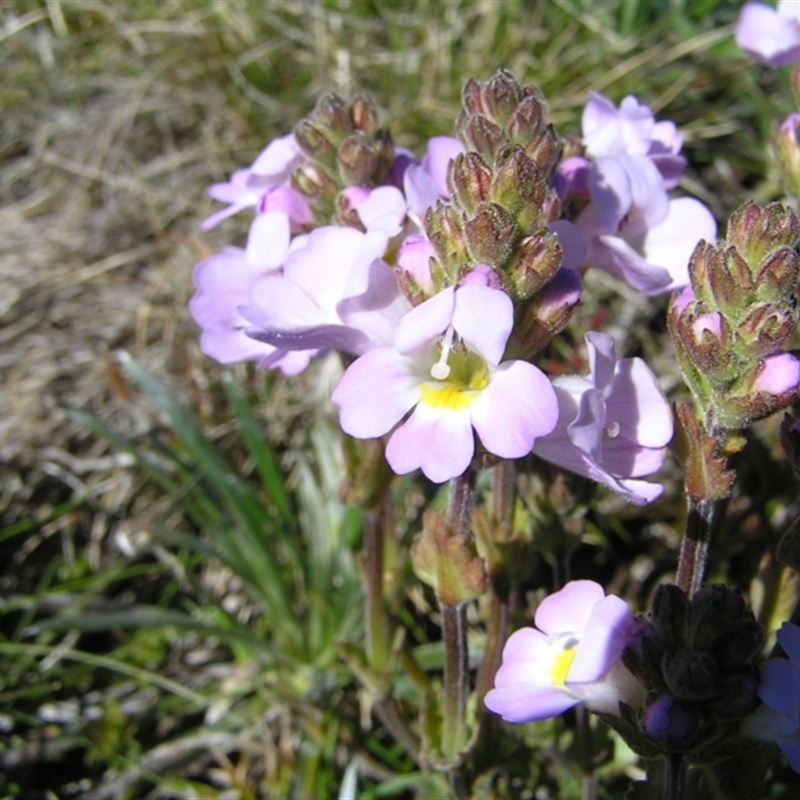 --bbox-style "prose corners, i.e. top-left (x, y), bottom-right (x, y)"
top-left (742, 622), bottom-right (800, 771)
